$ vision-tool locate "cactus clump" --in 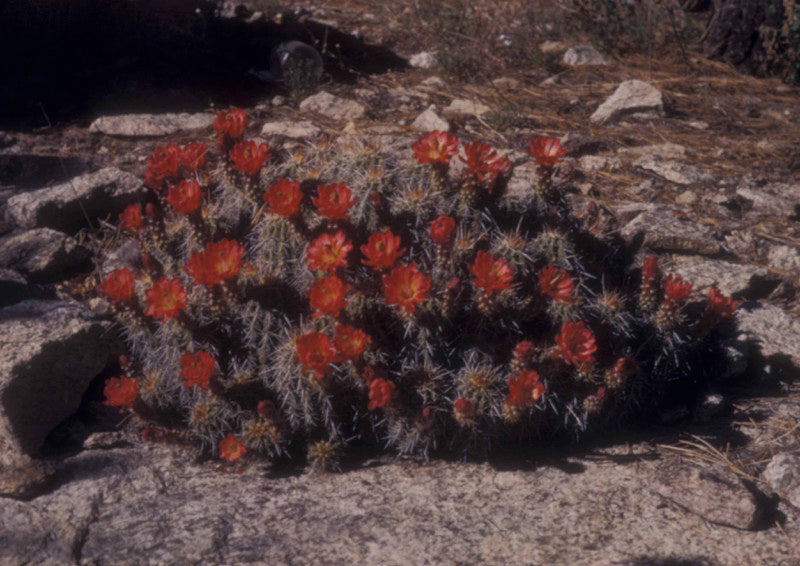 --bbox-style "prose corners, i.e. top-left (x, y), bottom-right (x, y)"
top-left (87, 108), bottom-right (738, 467)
